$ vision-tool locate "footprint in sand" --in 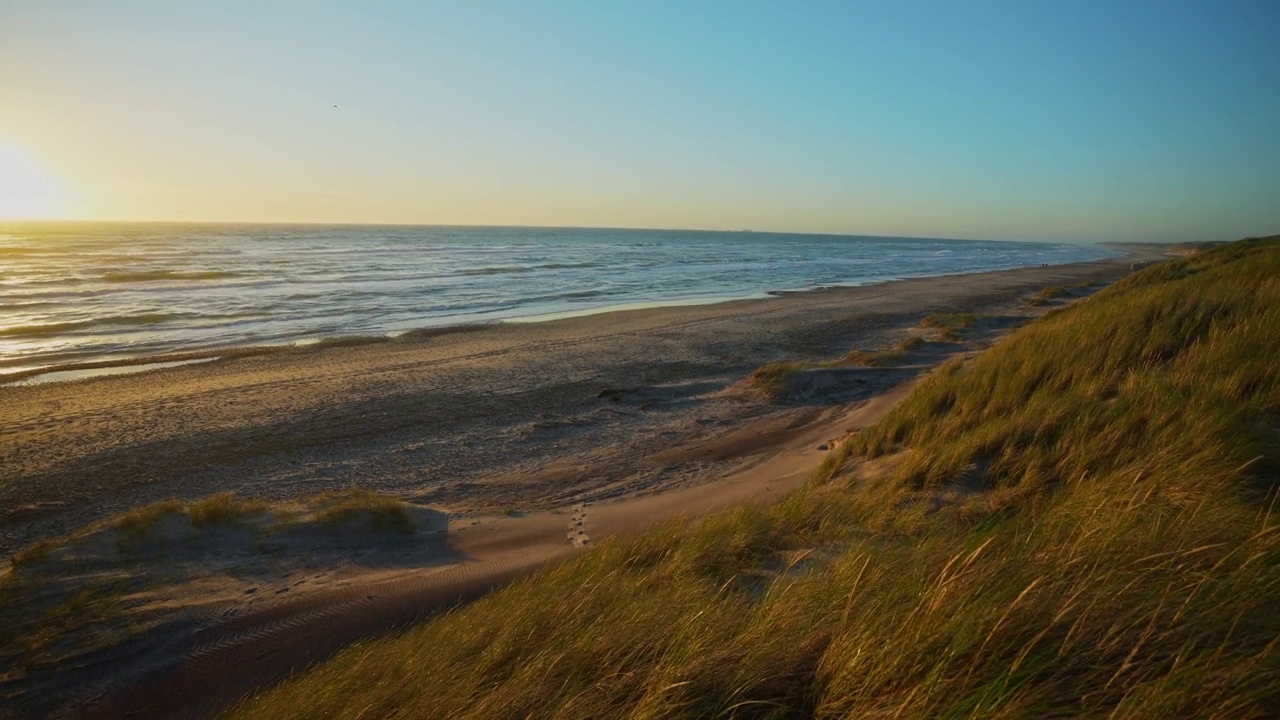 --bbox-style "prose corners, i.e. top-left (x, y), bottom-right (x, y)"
top-left (567, 503), bottom-right (591, 548)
